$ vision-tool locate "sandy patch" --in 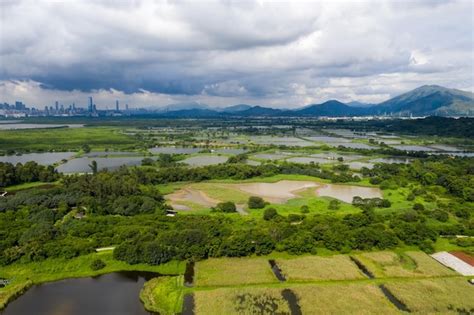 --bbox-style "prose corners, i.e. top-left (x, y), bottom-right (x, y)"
top-left (230, 180), bottom-right (319, 203)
